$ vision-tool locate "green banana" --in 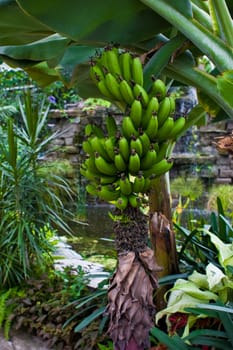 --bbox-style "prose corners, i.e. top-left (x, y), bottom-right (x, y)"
top-left (140, 148), bottom-right (157, 170)
top-left (132, 173), bottom-right (145, 193)
top-left (119, 51), bottom-right (133, 82)
top-left (84, 123), bottom-right (93, 137)
top-left (157, 97), bottom-right (172, 127)
top-left (141, 96), bottom-right (159, 130)
top-left (119, 175), bottom-right (132, 196)
top-left (128, 149), bottom-right (140, 174)
top-left (118, 136), bottom-right (130, 162)
top-left (142, 177), bottom-right (151, 192)
top-left (145, 115), bottom-right (158, 141)
top-left (95, 153), bottom-right (117, 176)
top-left (86, 183), bottom-right (99, 196)
top-left (104, 47), bottom-right (122, 77)
top-left (157, 117), bottom-right (174, 142)
top-left (90, 63), bottom-right (105, 83)
top-left (80, 167), bottom-right (98, 182)
top-left (85, 156), bottom-right (101, 175)
top-left (104, 73), bottom-right (122, 101)
top-left (150, 78), bottom-right (167, 100)
top-left (169, 95), bottom-right (176, 115)
top-left (98, 184), bottom-right (121, 201)
top-left (104, 137), bottom-right (116, 161)
top-left (119, 79), bottom-right (135, 105)
top-left (129, 193), bottom-right (140, 208)
top-left (100, 175), bottom-right (118, 185)
top-left (130, 135), bottom-right (143, 157)
top-left (92, 124), bottom-right (105, 138)
top-left (97, 79), bottom-right (115, 100)
top-left (155, 142), bottom-right (169, 162)
top-left (115, 195), bottom-right (129, 210)
top-left (131, 56), bottom-right (144, 86)
top-left (143, 159), bottom-right (173, 178)
top-left (133, 83), bottom-right (149, 107)
top-left (129, 99), bottom-right (142, 129)
top-left (90, 136), bottom-right (111, 161)
top-left (168, 116), bottom-right (186, 140)
top-left (139, 131), bottom-right (151, 156)
top-left (106, 115), bottom-right (118, 137)
top-left (122, 116), bottom-right (139, 139)
top-left (114, 151), bottom-right (127, 172)
top-left (82, 139), bottom-right (93, 156)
